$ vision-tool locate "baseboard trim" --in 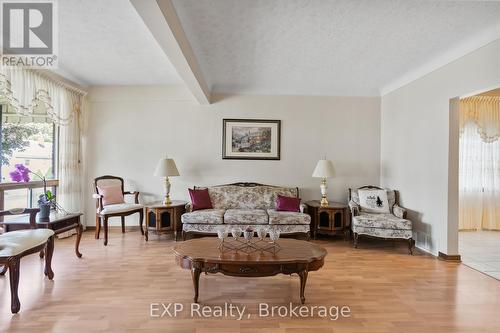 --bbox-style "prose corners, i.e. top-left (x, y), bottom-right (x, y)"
top-left (438, 252), bottom-right (462, 262)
